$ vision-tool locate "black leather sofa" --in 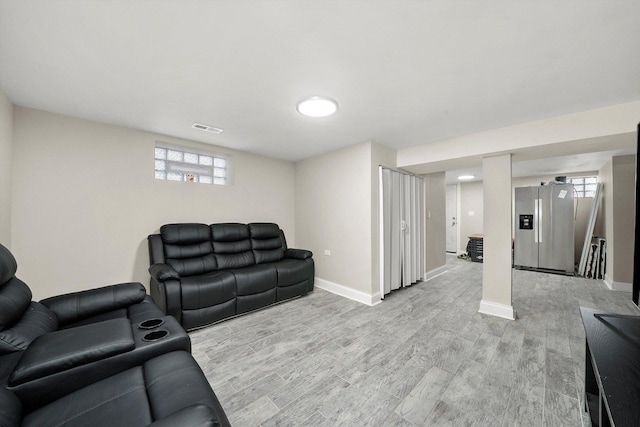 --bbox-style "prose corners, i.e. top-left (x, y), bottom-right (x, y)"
top-left (148, 222), bottom-right (314, 330)
top-left (0, 243), bottom-right (230, 426)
